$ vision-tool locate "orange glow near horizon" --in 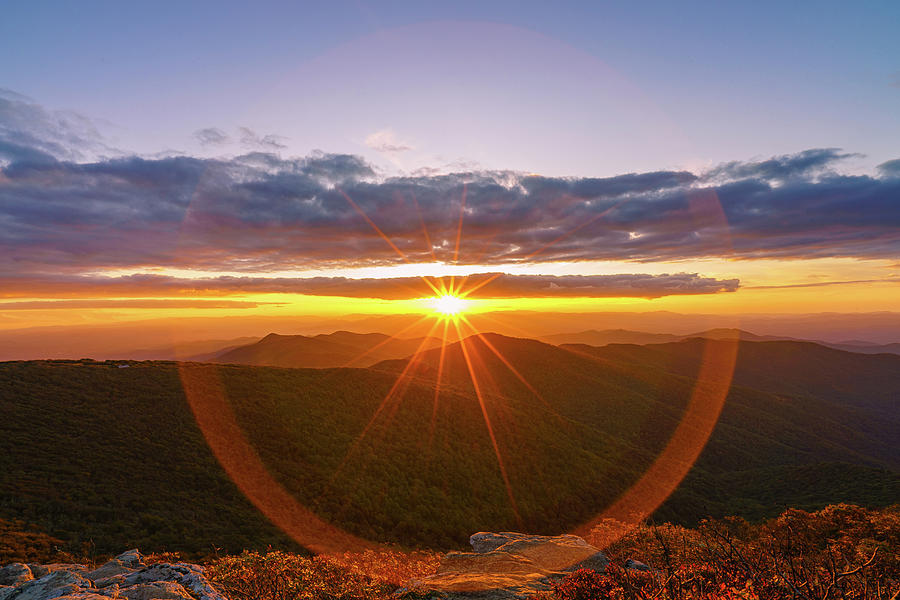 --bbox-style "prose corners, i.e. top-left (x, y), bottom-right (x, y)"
top-left (3, 275), bottom-right (899, 332)
top-left (1, 255), bottom-right (898, 332)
